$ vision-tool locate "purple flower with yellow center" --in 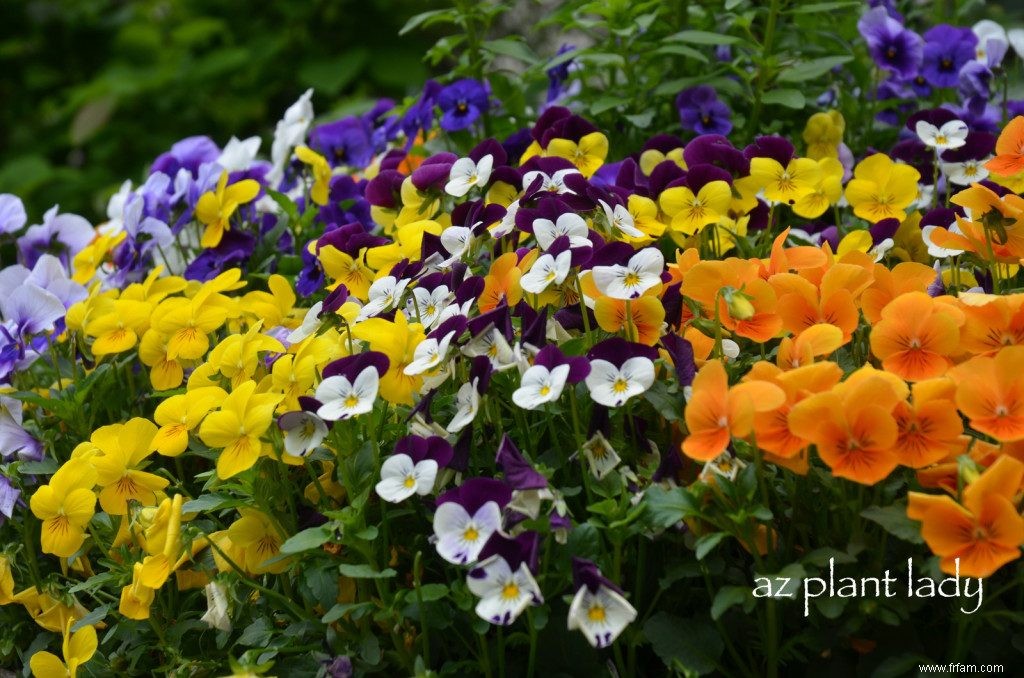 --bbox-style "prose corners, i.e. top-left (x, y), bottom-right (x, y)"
top-left (309, 116), bottom-right (375, 170)
top-left (675, 86), bottom-right (732, 136)
top-left (921, 25), bottom-right (977, 88)
top-left (438, 79), bottom-right (491, 132)
top-left (433, 477), bottom-right (512, 565)
top-left (467, 531), bottom-right (543, 625)
top-left (17, 205), bottom-right (94, 269)
top-left (858, 6), bottom-right (923, 80)
top-left (567, 558), bottom-right (638, 648)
